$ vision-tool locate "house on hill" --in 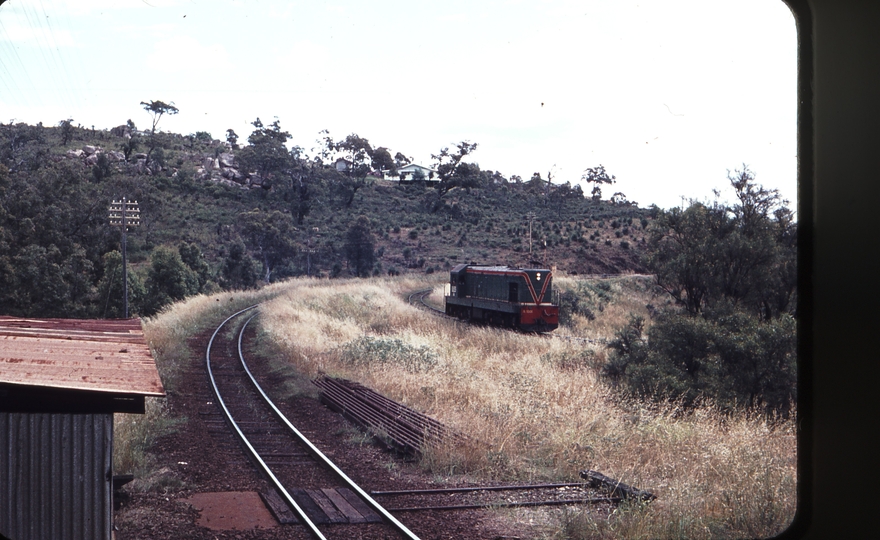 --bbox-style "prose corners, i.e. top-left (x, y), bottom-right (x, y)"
top-left (334, 157), bottom-right (351, 172)
top-left (395, 163), bottom-right (439, 184)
